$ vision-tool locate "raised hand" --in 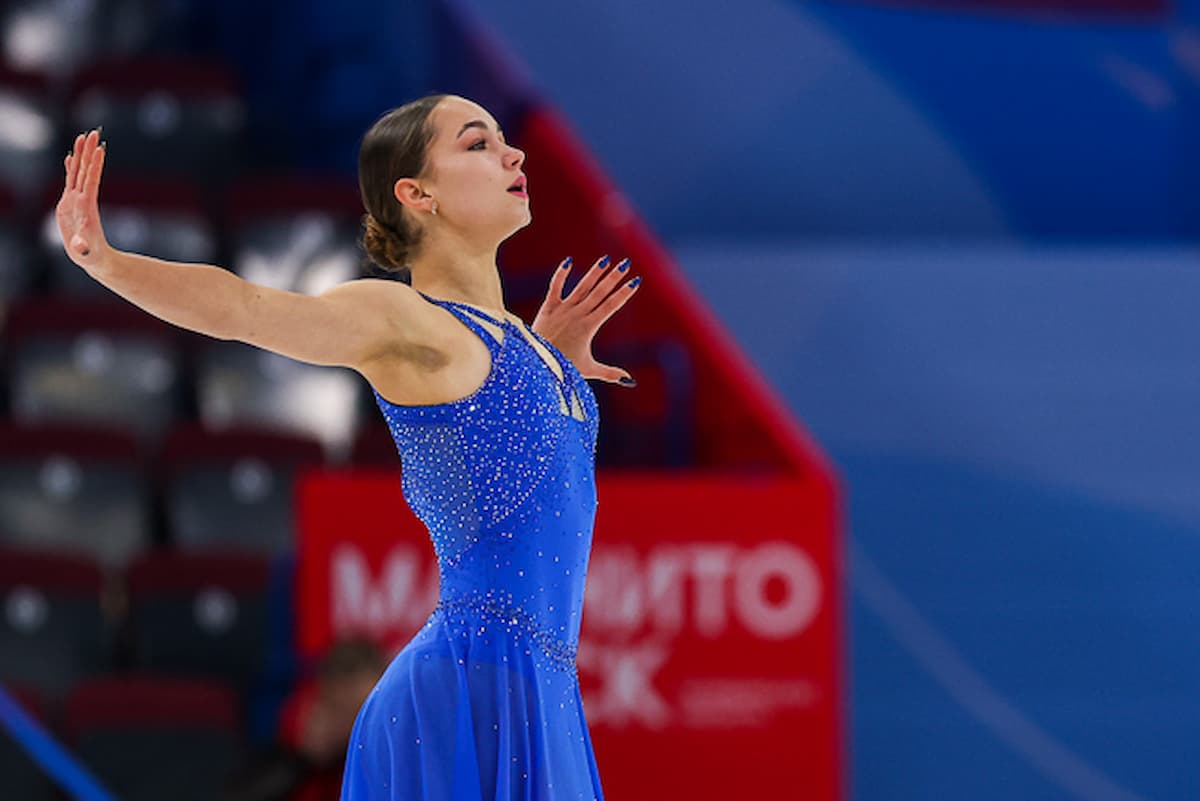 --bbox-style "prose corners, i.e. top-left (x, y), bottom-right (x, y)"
top-left (56, 128), bottom-right (111, 272)
top-left (530, 255), bottom-right (642, 386)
